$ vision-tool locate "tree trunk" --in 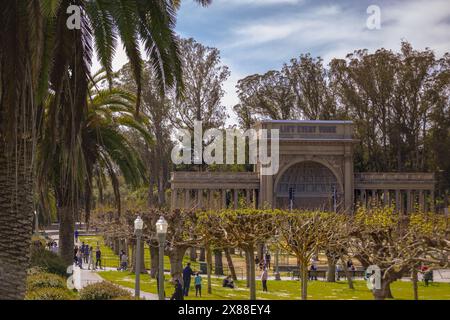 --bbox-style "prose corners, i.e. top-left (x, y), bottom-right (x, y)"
top-left (0, 142), bottom-right (34, 299)
top-left (206, 245), bottom-right (212, 294)
top-left (225, 248), bottom-right (237, 280)
top-left (412, 268), bottom-right (419, 300)
top-left (150, 245), bottom-right (158, 278)
top-left (373, 280), bottom-right (394, 300)
top-left (340, 258), bottom-right (354, 289)
top-left (58, 206), bottom-right (75, 266)
top-left (326, 253), bottom-right (336, 282)
top-left (246, 247), bottom-right (257, 300)
top-left (300, 262), bottom-right (308, 300)
top-left (214, 249), bottom-right (224, 275)
top-left (169, 247), bottom-right (187, 281)
top-left (245, 251), bottom-right (250, 288)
